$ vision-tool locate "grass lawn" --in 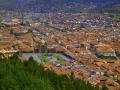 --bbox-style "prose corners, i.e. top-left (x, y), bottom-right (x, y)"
top-left (39, 55), bottom-right (49, 62)
top-left (56, 55), bottom-right (66, 62)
